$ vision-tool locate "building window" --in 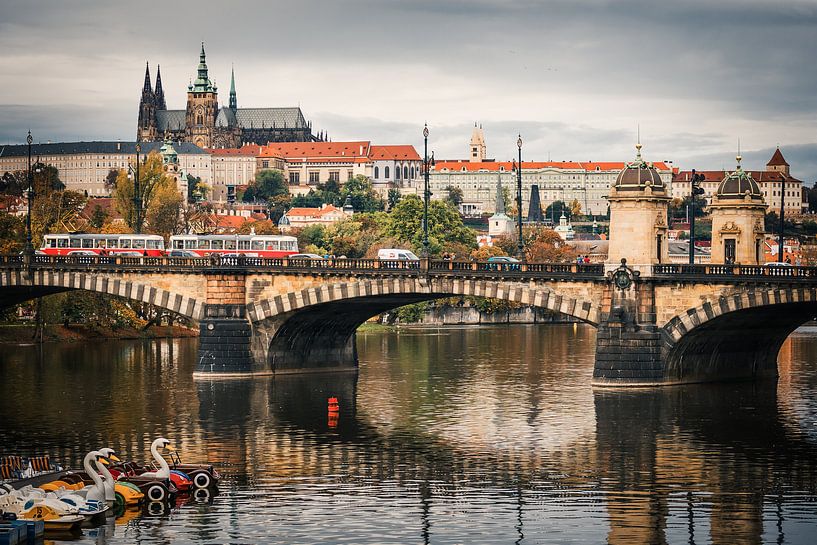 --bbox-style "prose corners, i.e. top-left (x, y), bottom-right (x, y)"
top-left (725, 239), bottom-right (736, 264)
top-left (309, 171), bottom-right (320, 184)
top-left (289, 172), bottom-right (300, 185)
top-left (375, 166), bottom-right (379, 179)
top-left (329, 171), bottom-right (340, 183)
top-left (347, 170), bottom-right (354, 181)
top-left (262, 160), bottom-right (269, 168)
top-left (385, 166), bottom-right (390, 179)
top-left (395, 167), bottom-right (401, 180)
top-left (403, 166), bottom-right (408, 179)
top-left (410, 167), bottom-right (414, 178)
